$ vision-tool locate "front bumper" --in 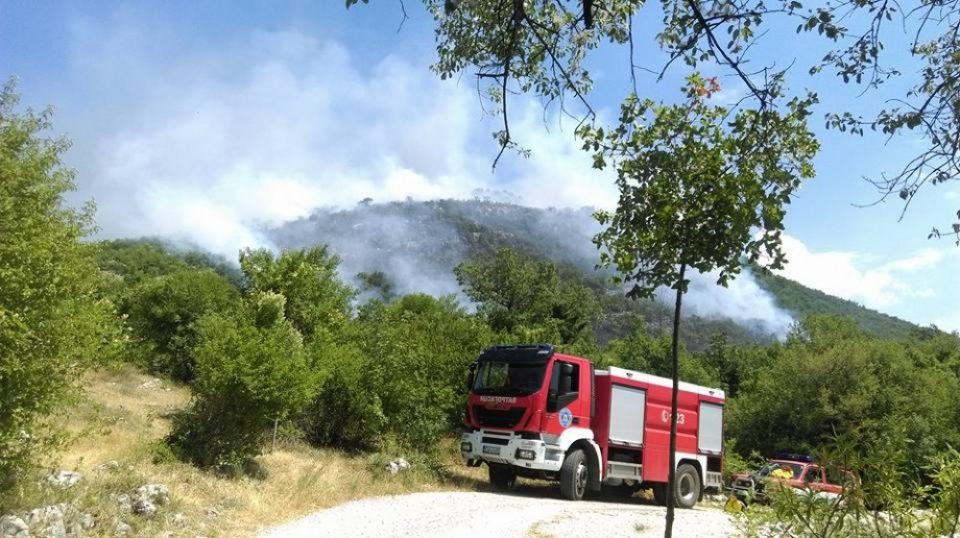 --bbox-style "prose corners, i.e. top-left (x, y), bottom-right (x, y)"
top-left (460, 429), bottom-right (563, 472)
